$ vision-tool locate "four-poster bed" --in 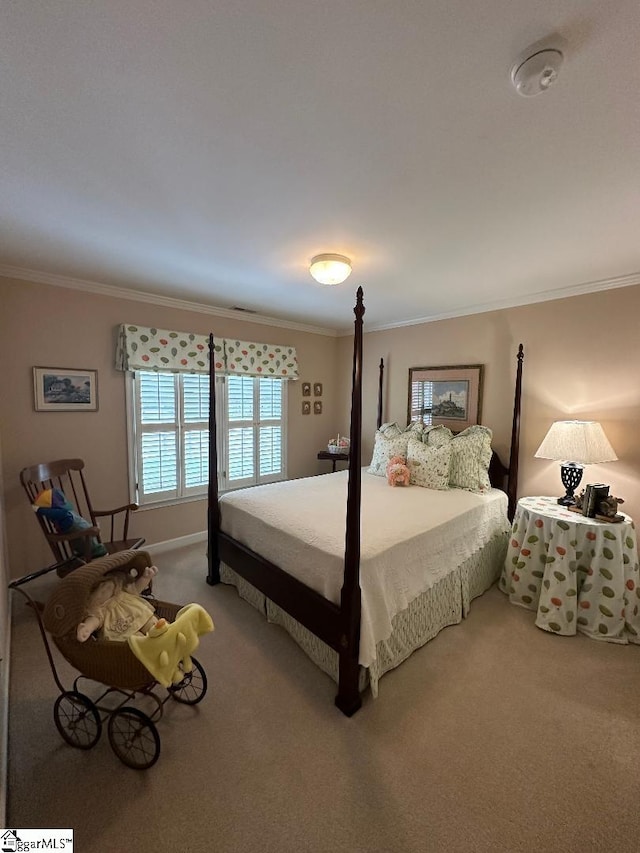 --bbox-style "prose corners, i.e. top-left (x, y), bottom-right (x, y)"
top-left (207, 288), bottom-right (524, 716)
